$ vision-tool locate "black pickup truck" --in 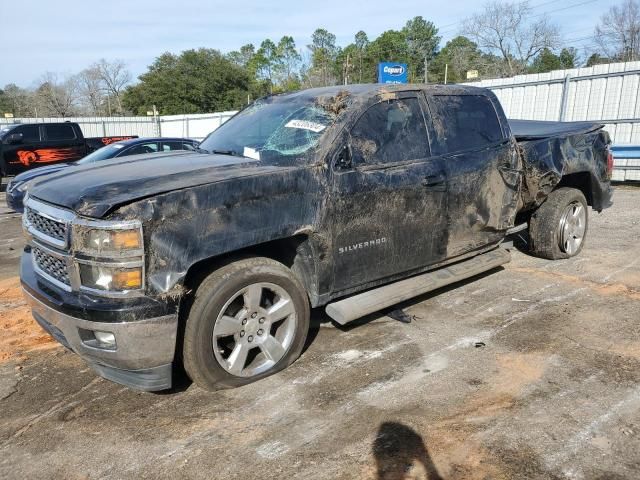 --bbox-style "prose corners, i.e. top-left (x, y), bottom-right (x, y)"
top-left (19, 84), bottom-right (613, 391)
top-left (0, 122), bottom-right (136, 181)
